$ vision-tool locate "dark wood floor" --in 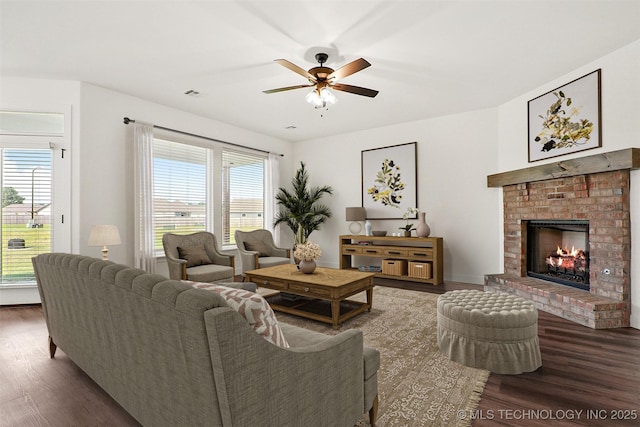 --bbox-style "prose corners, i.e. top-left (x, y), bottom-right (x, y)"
top-left (387, 278), bottom-right (640, 427)
top-left (1, 279), bottom-right (638, 426)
